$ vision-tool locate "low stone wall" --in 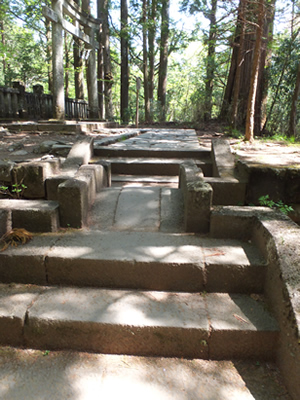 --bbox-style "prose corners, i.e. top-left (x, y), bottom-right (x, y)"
top-left (179, 160), bottom-right (212, 233)
top-left (0, 137), bottom-right (110, 232)
top-left (210, 206), bottom-right (300, 400)
top-left (205, 138), bottom-right (246, 205)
